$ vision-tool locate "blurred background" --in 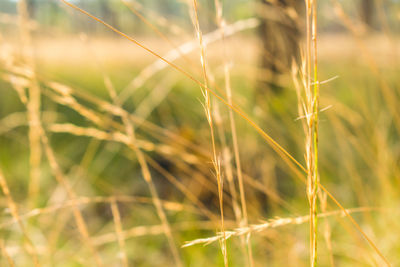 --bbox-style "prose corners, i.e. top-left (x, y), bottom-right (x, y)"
top-left (0, 0), bottom-right (400, 266)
